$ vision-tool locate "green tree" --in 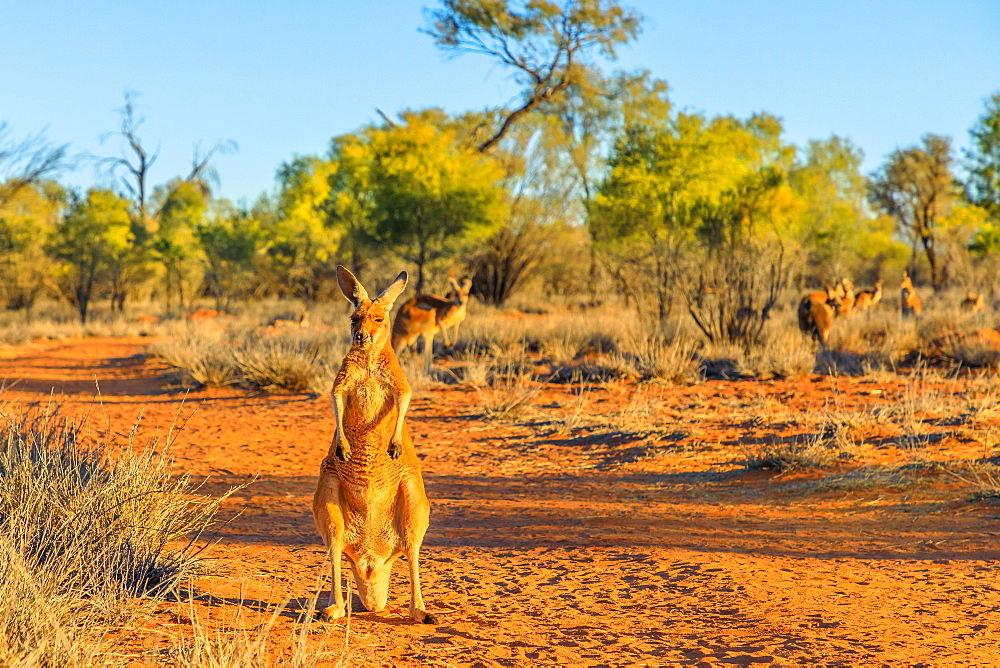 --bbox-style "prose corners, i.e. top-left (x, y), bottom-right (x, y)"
top-left (471, 112), bottom-right (581, 305)
top-left (152, 178), bottom-right (209, 309)
top-left (935, 203), bottom-right (990, 286)
top-left (869, 134), bottom-right (960, 290)
top-left (0, 181), bottom-right (67, 316)
top-left (365, 117), bottom-right (507, 293)
top-left (590, 110), bottom-right (796, 339)
top-left (49, 189), bottom-right (132, 322)
top-left (966, 91), bottom-right (1000, 221)
top-left (268, 156), bottom-right (342, 299)
top-left (424, 0), bottom-right (643, 153)
top-left (465, 70), bottom-right (674, 307)
top-left (326, 133), bottom-right (378, 277)
top-left (788, 136), bottom-right (871, 279)
top-left (589, 113), bottom-right (734, 321)
top-left (195, 203), bottom-right (266, 310)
